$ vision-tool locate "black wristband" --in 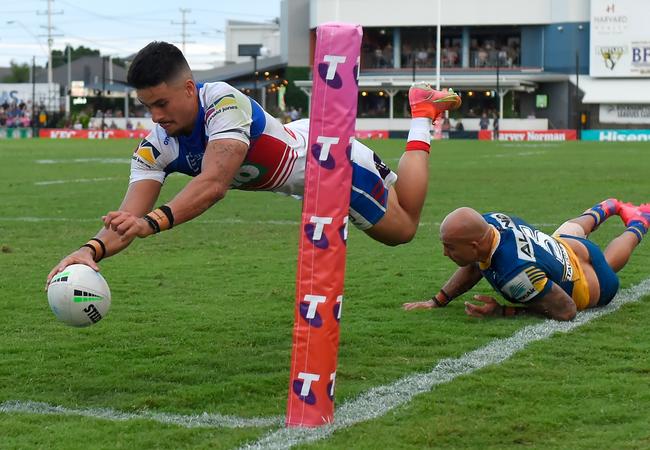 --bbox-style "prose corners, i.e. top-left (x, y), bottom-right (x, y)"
top-left (143, 215), bottom-right (161, 233)
top-left (440, 288), bottom-right (452, 302)
top-left (432, 289), bottom-right (452, 307)
top-left (89, 238), bottom-right (107, 259)
top-left (158, 205), bottom-right (174, 228)
top-left (81, 243), bottom-right (97, 258)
